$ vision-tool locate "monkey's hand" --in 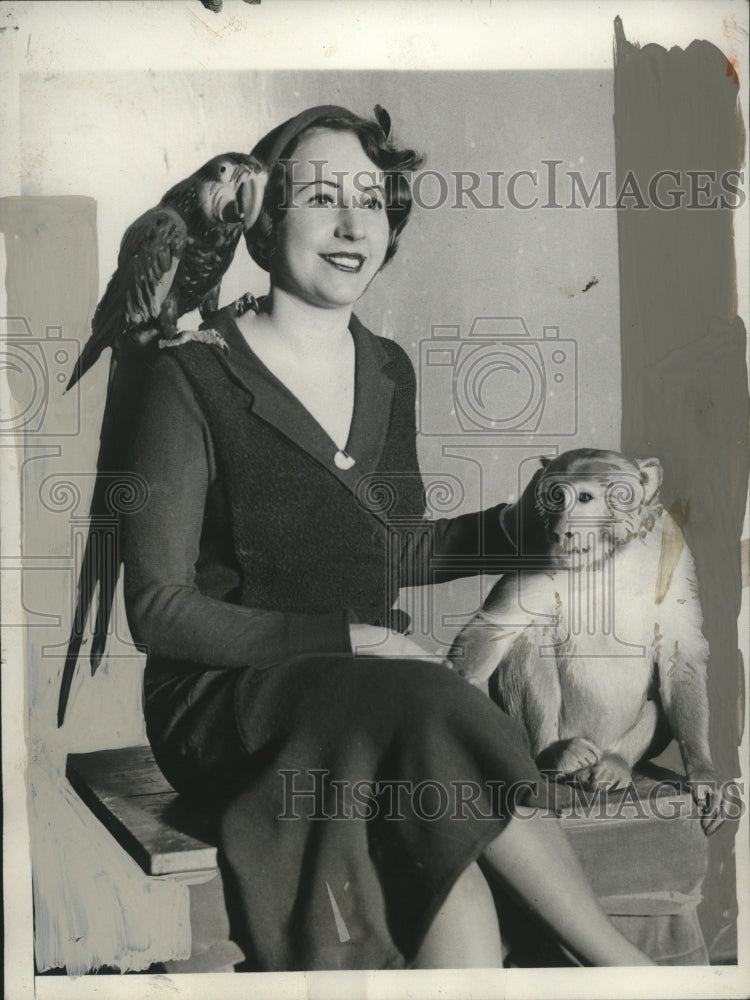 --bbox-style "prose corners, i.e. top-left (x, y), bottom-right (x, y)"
top-left (575, 752), bottom-right (632, 791)
top-left (537, 736), bottom-right (602, 776)
top-left (686, 763), bottom-right (727, 836)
